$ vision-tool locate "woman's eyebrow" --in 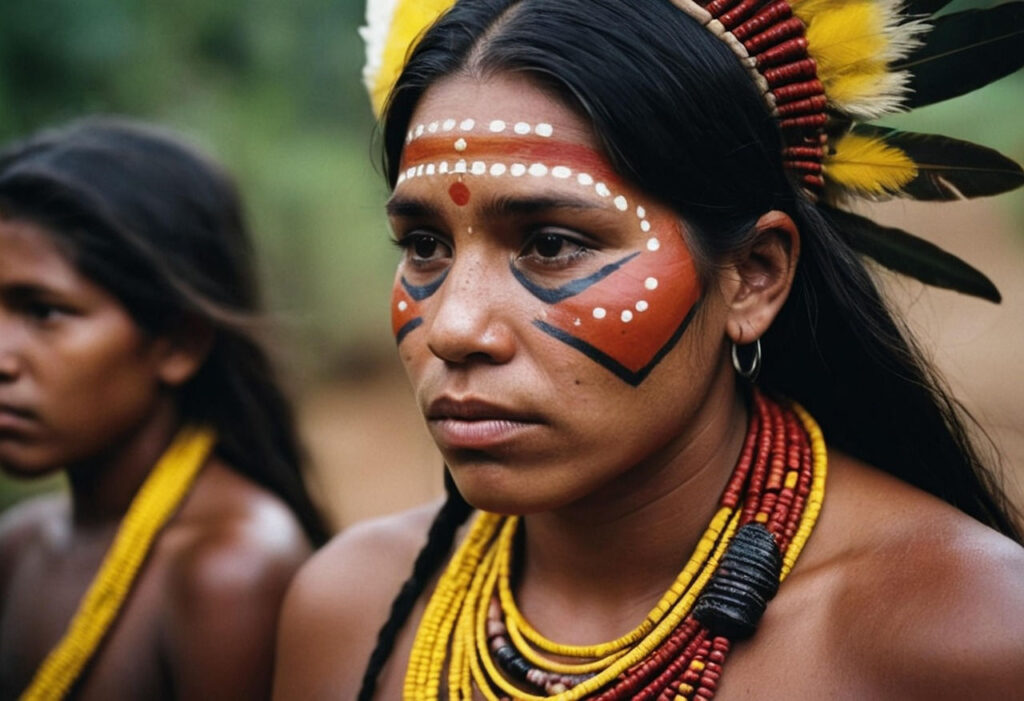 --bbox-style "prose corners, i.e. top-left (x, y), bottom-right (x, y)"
top-left (483, 194), bottom-right (604, 218)
top-left (385, 195), bottom-right (442, 218)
